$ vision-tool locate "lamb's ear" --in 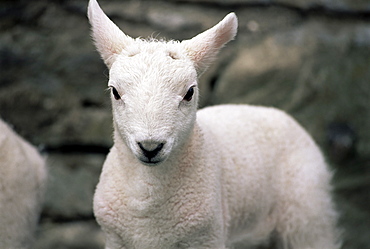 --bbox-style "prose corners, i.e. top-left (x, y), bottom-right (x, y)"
top-left (87, 0), bottom-right (134, 68)
top-left (182, 13), bottom-right (238, 75)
